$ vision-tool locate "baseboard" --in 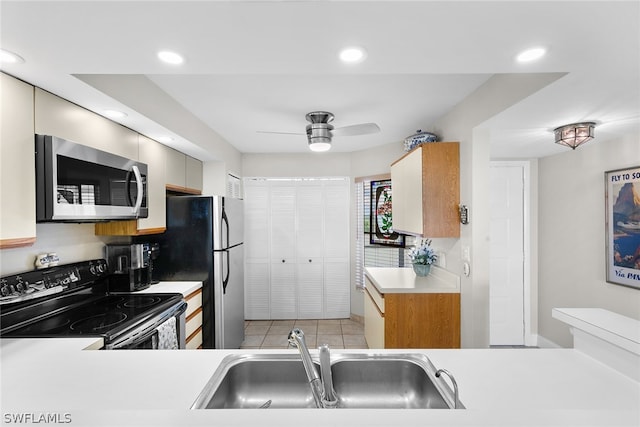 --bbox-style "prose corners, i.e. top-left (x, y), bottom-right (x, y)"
top-left (350, 313), bottom-right (364, 325)
top-left (536, 334), bottom-right (563, 348)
